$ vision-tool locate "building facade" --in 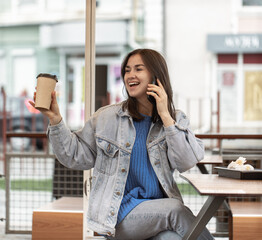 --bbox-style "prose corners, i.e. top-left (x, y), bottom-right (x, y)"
top-left (1, 0), bottom-right (261, 132)
top-left (166, 0), bottom-right (262, 131)
top-left (0, 0), bottom-right (164, 130)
